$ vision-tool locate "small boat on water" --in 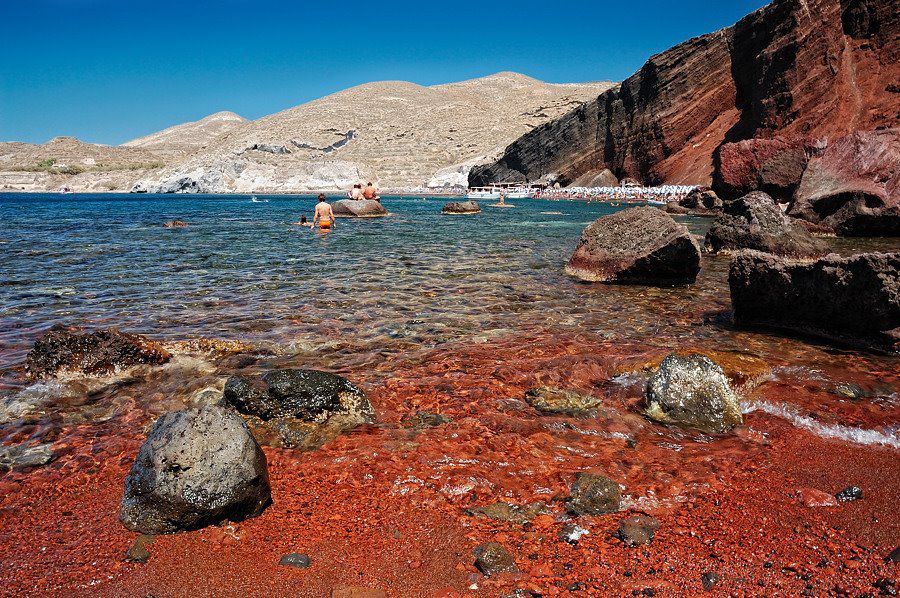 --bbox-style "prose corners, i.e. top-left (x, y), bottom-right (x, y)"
top-left (465, 183), bottom-right (540, 200)
top-left (250, 196), bottom-right (268, 203)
